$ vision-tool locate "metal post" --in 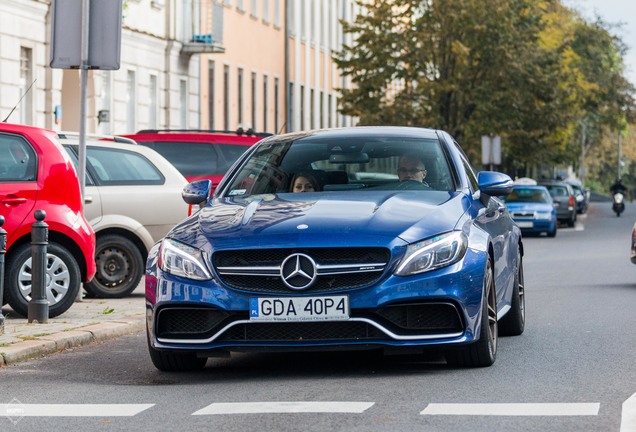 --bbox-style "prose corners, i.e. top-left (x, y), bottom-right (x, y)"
top-left (28, 210), bottom-right (49, 323)
top-left (0, 216), bottom-right (6, 334)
